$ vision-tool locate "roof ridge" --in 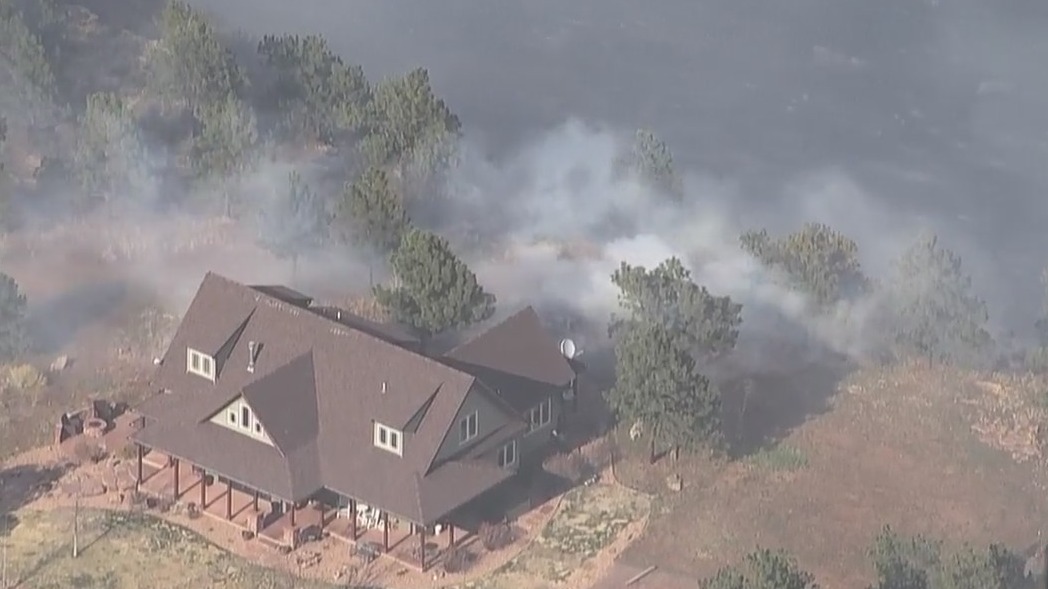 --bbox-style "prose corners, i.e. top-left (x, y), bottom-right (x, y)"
top-left (235, 276), bottom-right (478, 384)
top-left (447, 305), bottom-right (534, 353)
